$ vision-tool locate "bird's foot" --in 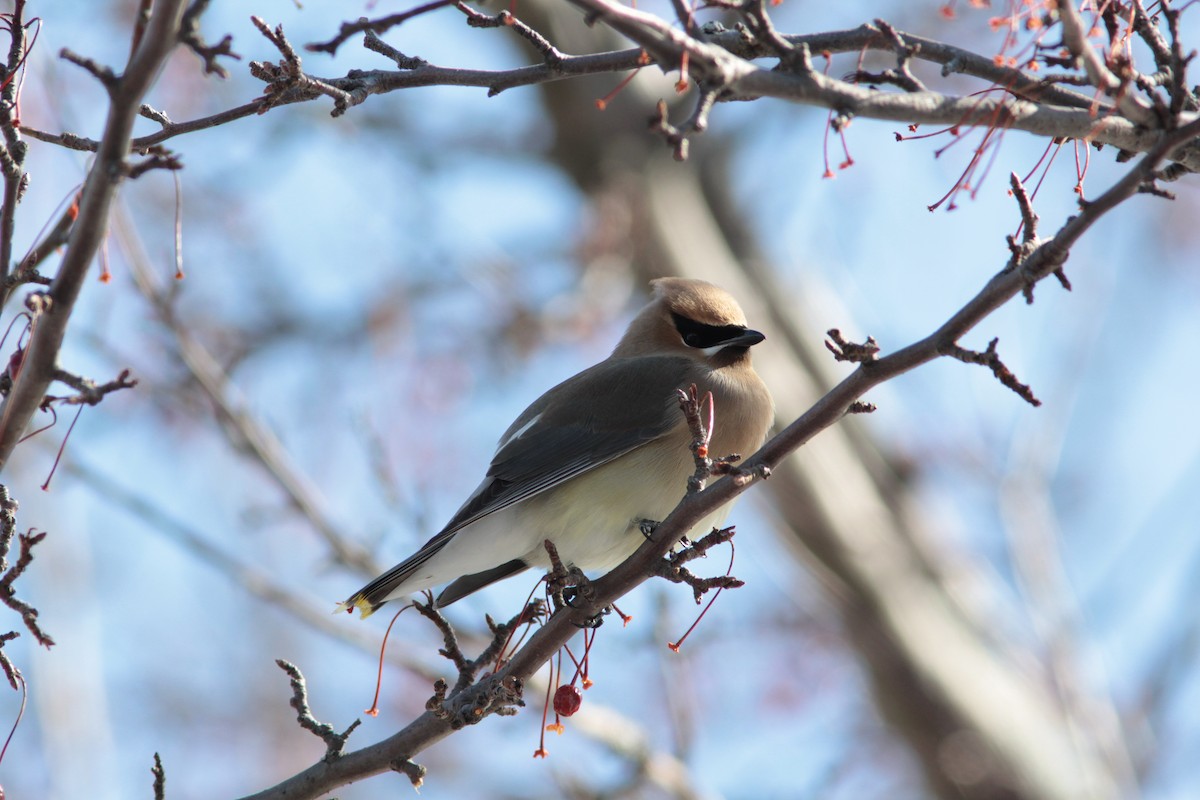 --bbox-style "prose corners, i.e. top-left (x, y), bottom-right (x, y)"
top-left (542, 538), bottom-right (606, 626)
top-left (568, 597), bottom-right (609, 629)
top-left (639, 518), bottom-right (690, 549)
top-left (543, 540), bottom-right (590, 605)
